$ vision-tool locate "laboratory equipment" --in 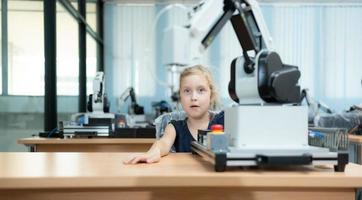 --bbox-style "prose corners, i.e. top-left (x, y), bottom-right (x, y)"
top-left (184, 0), bottom-right (347, 172)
